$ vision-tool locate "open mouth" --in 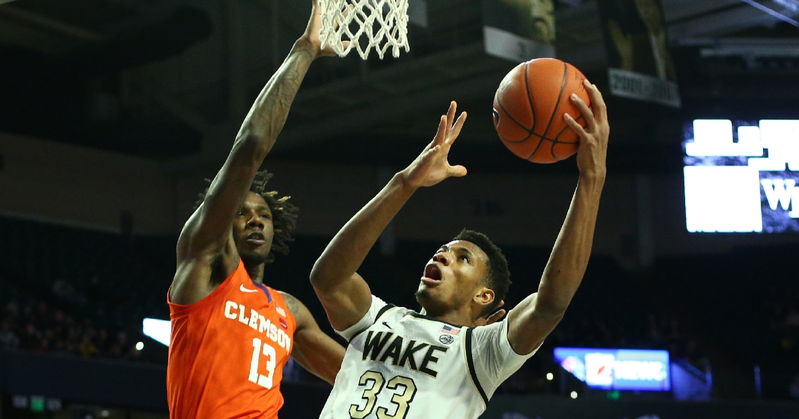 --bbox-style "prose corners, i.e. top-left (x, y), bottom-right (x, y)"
top-left (421, 263), bottom-right (443, 286)
top-left (245, 232), bottom-right (266, 245)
